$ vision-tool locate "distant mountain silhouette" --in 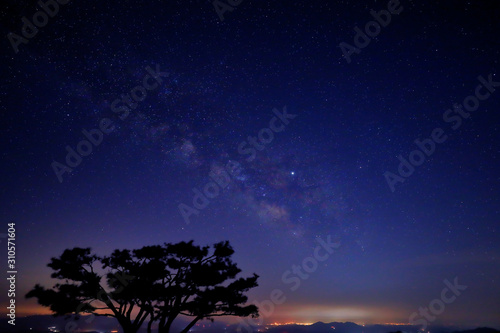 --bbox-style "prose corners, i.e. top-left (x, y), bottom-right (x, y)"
top-left (224, 321), bottom-right (499, 333)
top-left (451, 328), bottom-right (500, 333)
top-left (1, 316), bottom-right (499, 333)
